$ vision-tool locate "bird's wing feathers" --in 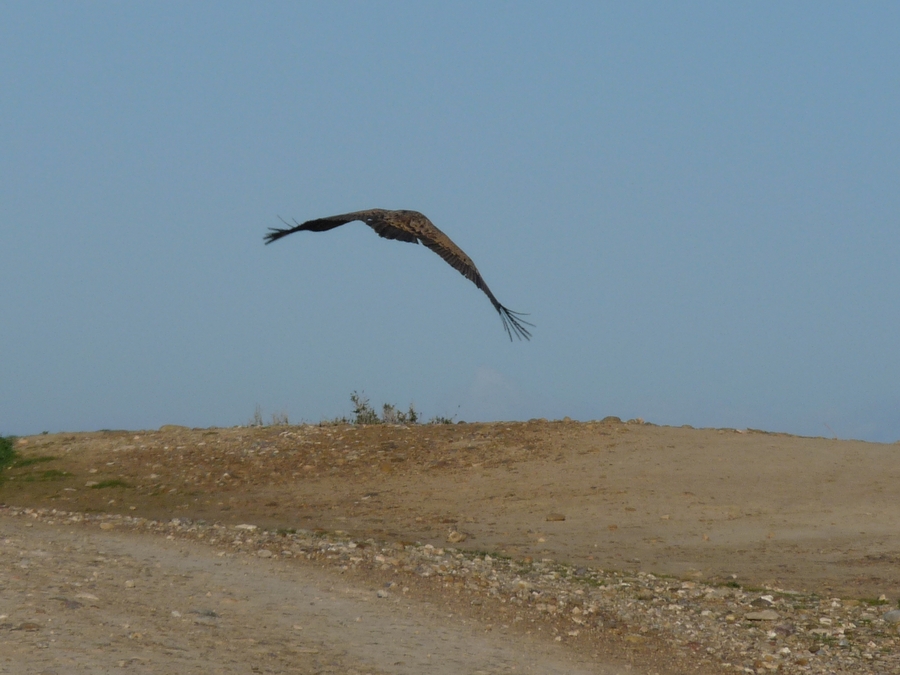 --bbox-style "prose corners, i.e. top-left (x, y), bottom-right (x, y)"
top-left (419, 230), bottom-right (481, 286)
top-left (264, 210), bottom-right (383, 243)
top-left (409, 215), bottom-right (533, 341)
top-left (366, 216), bottom-right (420, 243)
